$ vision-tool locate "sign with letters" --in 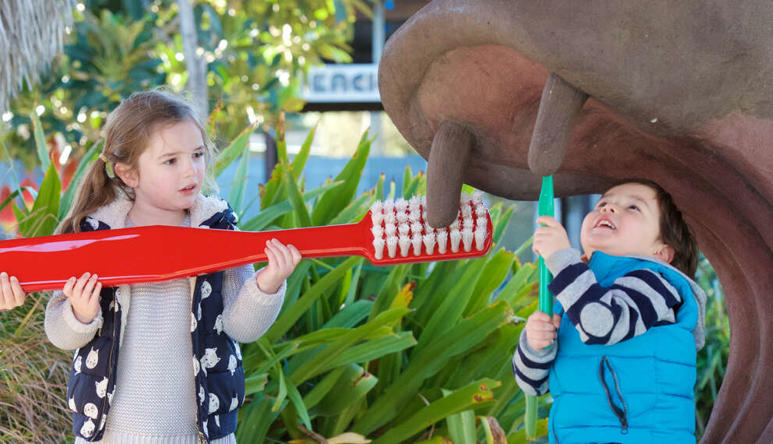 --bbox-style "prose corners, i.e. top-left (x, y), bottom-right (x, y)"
top-left (303, 64), bottom-right (381, 103)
